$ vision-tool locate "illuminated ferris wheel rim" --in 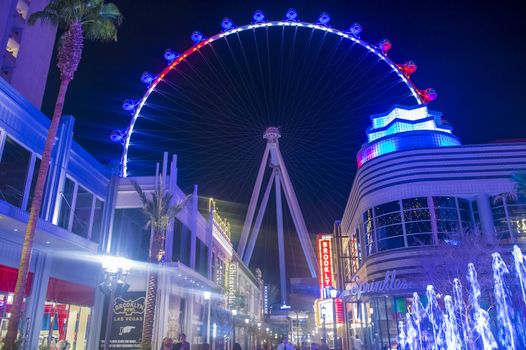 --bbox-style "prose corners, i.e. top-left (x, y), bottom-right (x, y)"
top-left (118, 15), bottom-right (434, 178)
